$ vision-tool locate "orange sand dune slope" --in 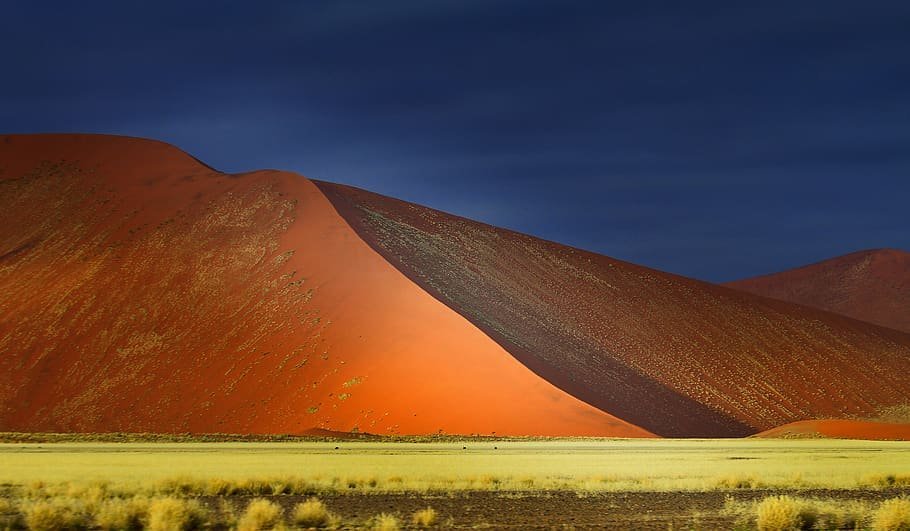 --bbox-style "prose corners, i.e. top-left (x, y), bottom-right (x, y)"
top-left (0, 133), bottom-right (647, 436)
top-left (756, 420), bottom-right (910, 441)
top-left (725, 249), bottom-right (910, 333)
top-left (316, 181), bottom-right (910, 438)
